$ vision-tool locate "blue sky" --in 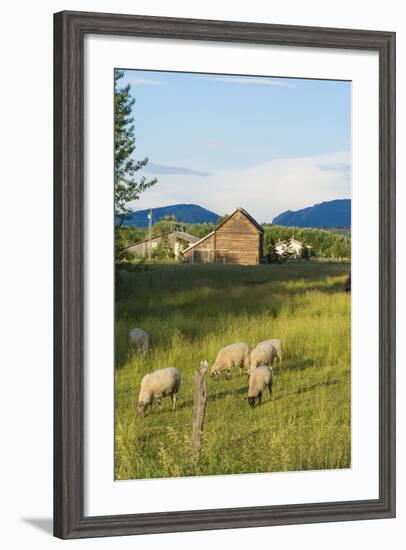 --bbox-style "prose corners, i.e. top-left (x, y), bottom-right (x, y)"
top-left (119, 69), bottom-right (351, 222)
